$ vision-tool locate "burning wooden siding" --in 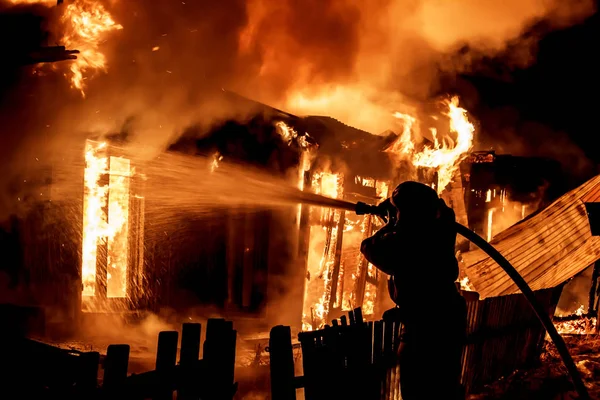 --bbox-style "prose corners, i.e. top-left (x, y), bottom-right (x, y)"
top-left (300, 170), bottom-right (392, 330)
top-left (462, 174), bottom-right (600, 299)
